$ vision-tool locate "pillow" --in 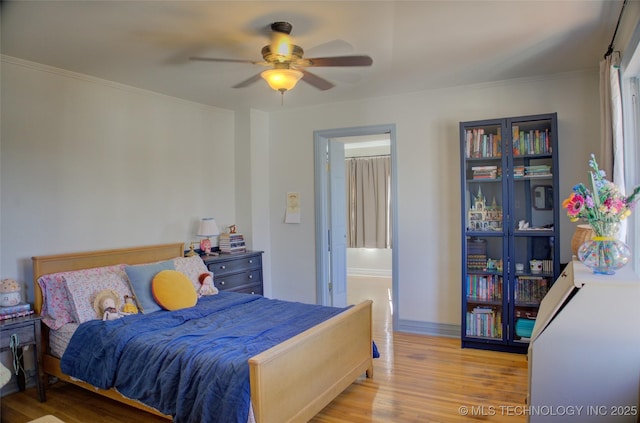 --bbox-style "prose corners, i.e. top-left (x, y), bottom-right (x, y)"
top-left (152, 270), bottom-right (198, 311)
top-left (64, 269), bottom-right (132, 323)
top-left (38, 274), bottom-right (76, 330)
top-left (174, 255), bottom-right (213, 292)
top-left (38, 264), bottom-right (126, 328)
top-left (125, 260), bottom-right (175, 314)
